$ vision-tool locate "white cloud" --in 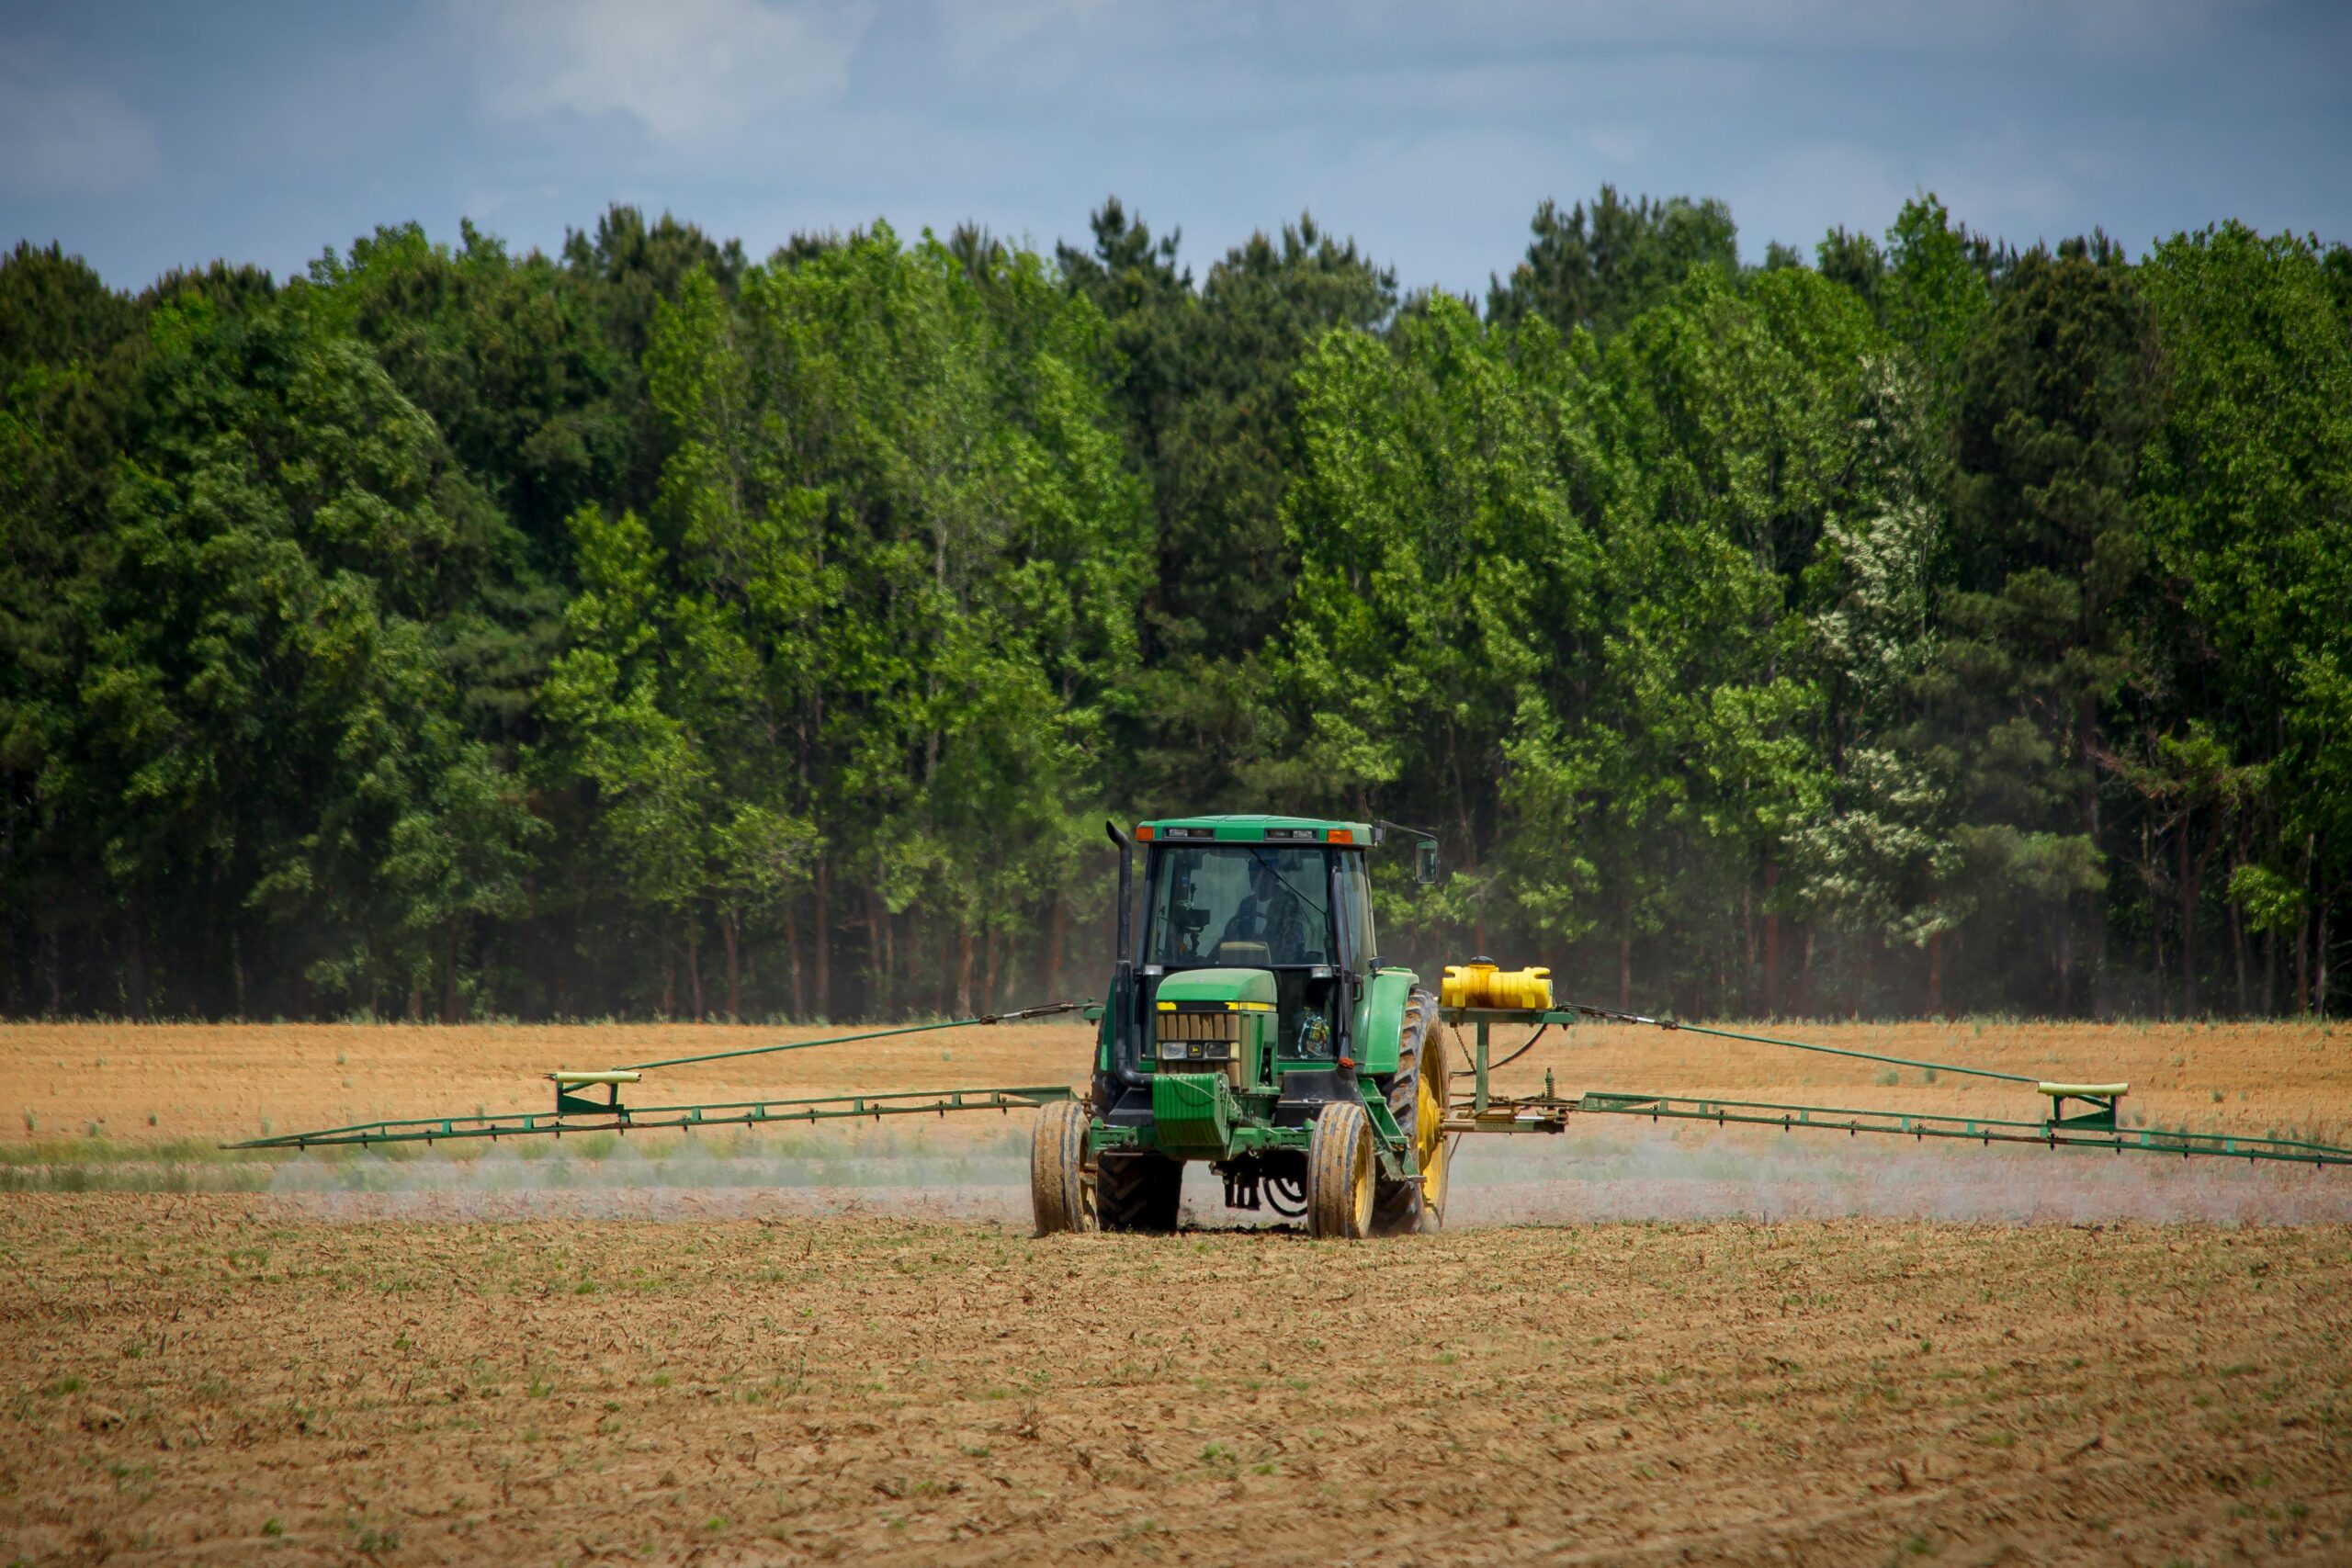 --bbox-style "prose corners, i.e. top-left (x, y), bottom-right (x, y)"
top-left (937, 0), bottom-right (1109, 73)
top-left (0, 46), bottom-right (162, 196)
top-left (1234, 0), bottom-right (2245, 65)
top-left (463, 0), bottom-right (875, 147)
